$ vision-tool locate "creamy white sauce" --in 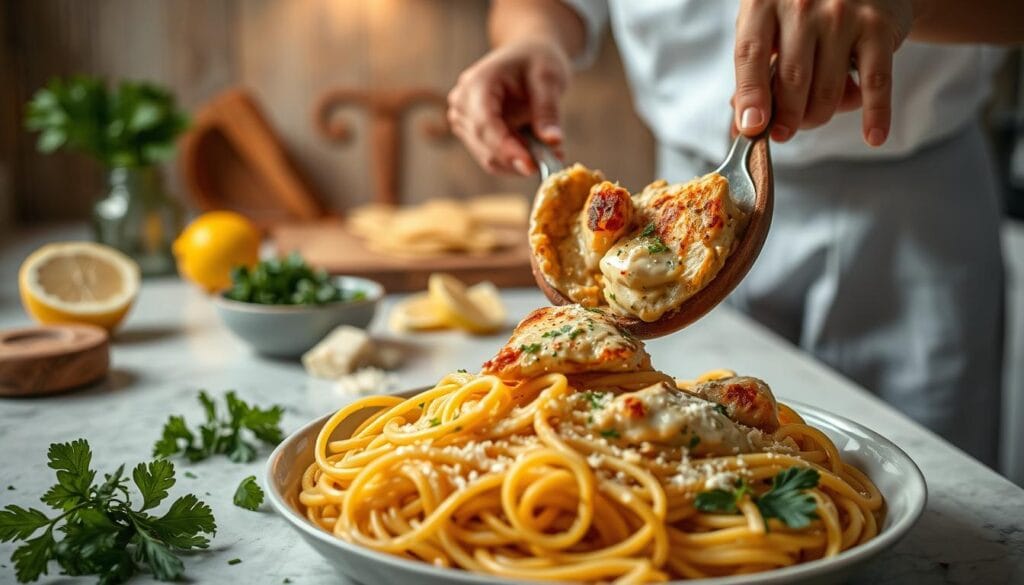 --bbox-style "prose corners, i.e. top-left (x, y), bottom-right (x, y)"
top-left (591, 383), bottom-right (779, 456)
